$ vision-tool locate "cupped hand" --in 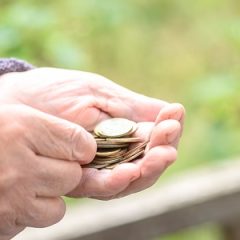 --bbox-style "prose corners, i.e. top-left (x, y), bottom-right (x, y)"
top-left (0, 68), bottom-right (185, 199)
top-left (69, 106), bottom-right (184, 199)
top-left (0, 104), bottom-right (96, 239)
